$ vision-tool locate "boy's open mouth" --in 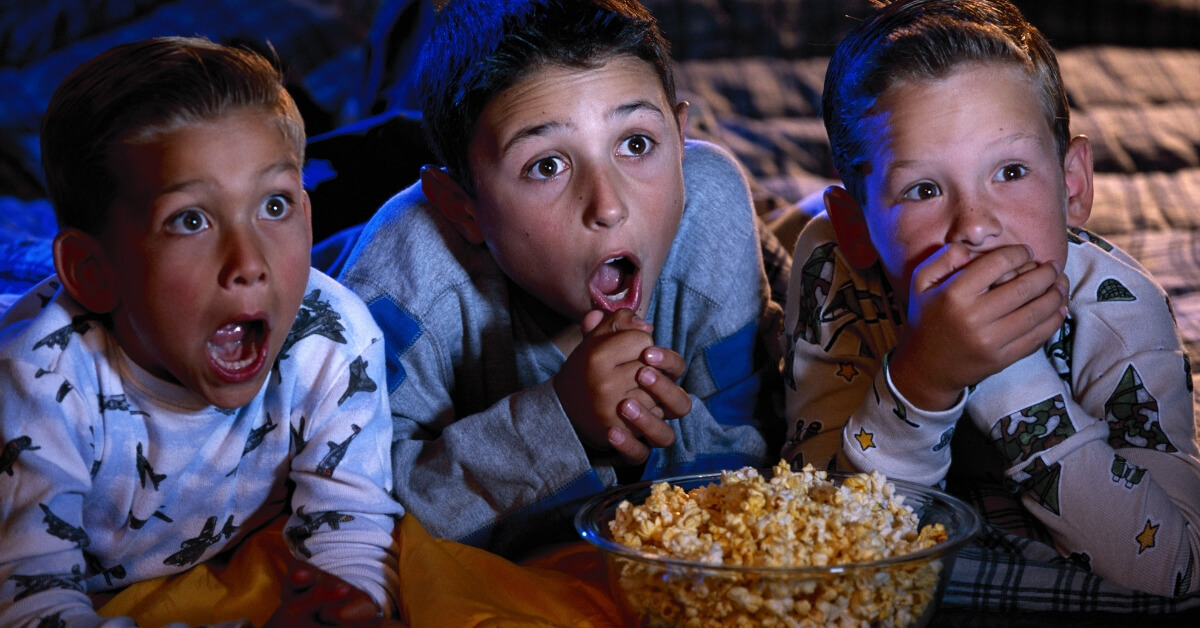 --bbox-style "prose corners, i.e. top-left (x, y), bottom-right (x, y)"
top-left (588, 255), bottom-right (641, 313)
top-left (207, 319), bottom-right (269, 382)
